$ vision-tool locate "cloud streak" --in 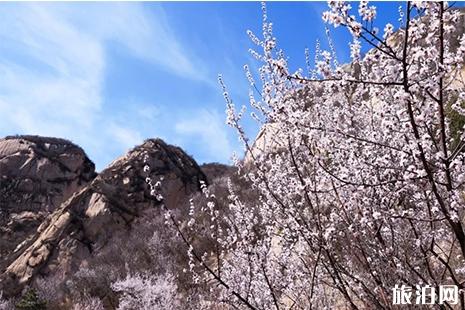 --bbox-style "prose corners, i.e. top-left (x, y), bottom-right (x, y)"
top-left (175, 109), bottom-right (234, 164)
